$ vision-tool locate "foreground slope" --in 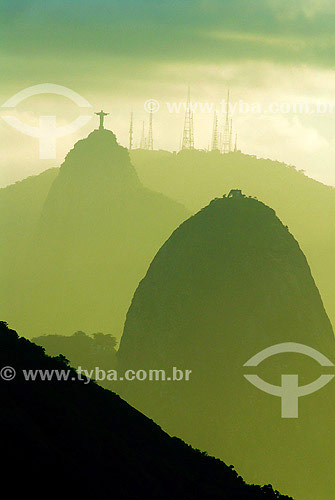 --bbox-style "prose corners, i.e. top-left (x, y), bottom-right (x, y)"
top-left (0, 321), bottom-right (291, 499)
top-left (118, 193), bottom-right (335, 500)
